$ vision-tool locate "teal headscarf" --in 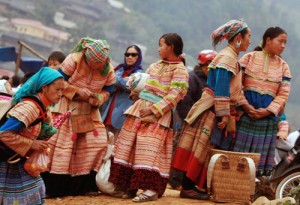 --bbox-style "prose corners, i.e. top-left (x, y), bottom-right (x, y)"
top-left (13, 67), bottom-right (63, 104)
